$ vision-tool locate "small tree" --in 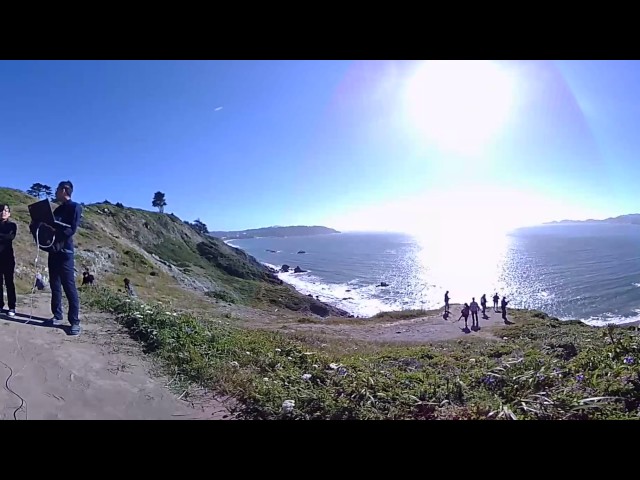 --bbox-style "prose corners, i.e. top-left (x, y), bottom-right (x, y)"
top-left (191, 218), bottom-right (209, 235)
top-left (42, 185), bottom-right (54, 200)
top-left (26, 182), bottom-right (51, 199)
top-left (152, 191), bottom-right (167, 213)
